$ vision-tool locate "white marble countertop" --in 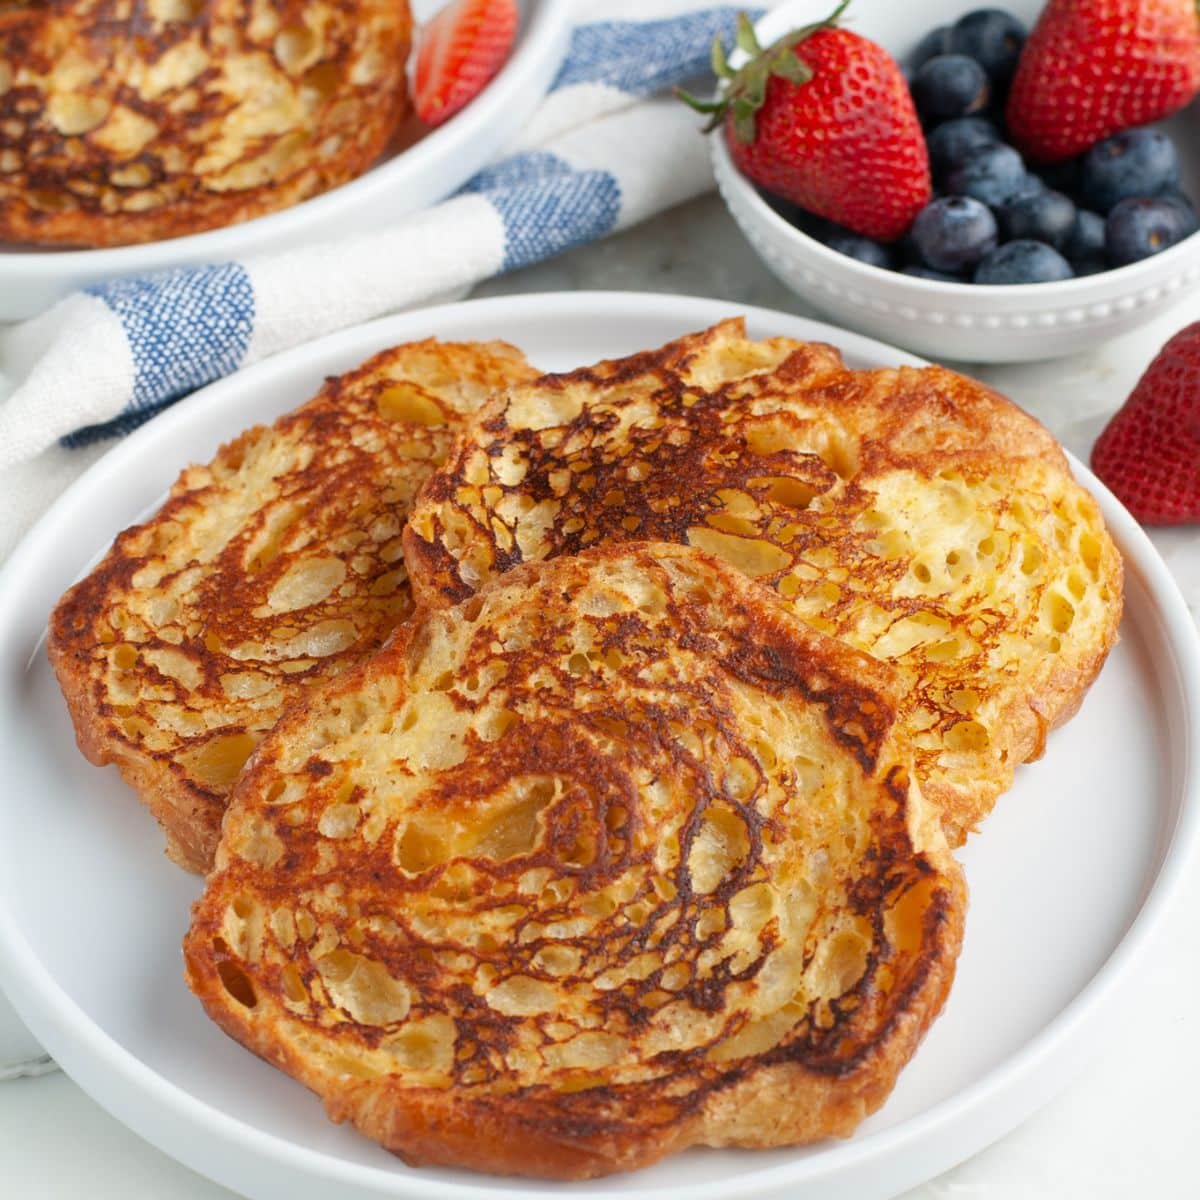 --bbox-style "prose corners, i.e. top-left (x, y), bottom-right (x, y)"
top-left (3, 193), bottom-right (1199, 1198)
